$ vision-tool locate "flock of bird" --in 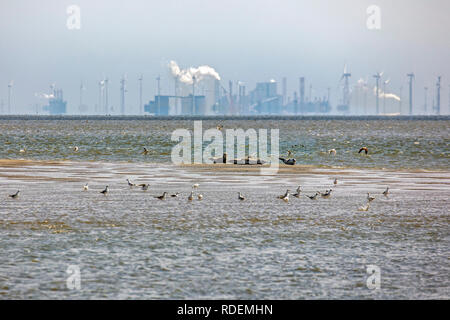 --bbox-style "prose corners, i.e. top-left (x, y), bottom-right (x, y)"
top-left (6, 176), bottom-right (390, 212)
